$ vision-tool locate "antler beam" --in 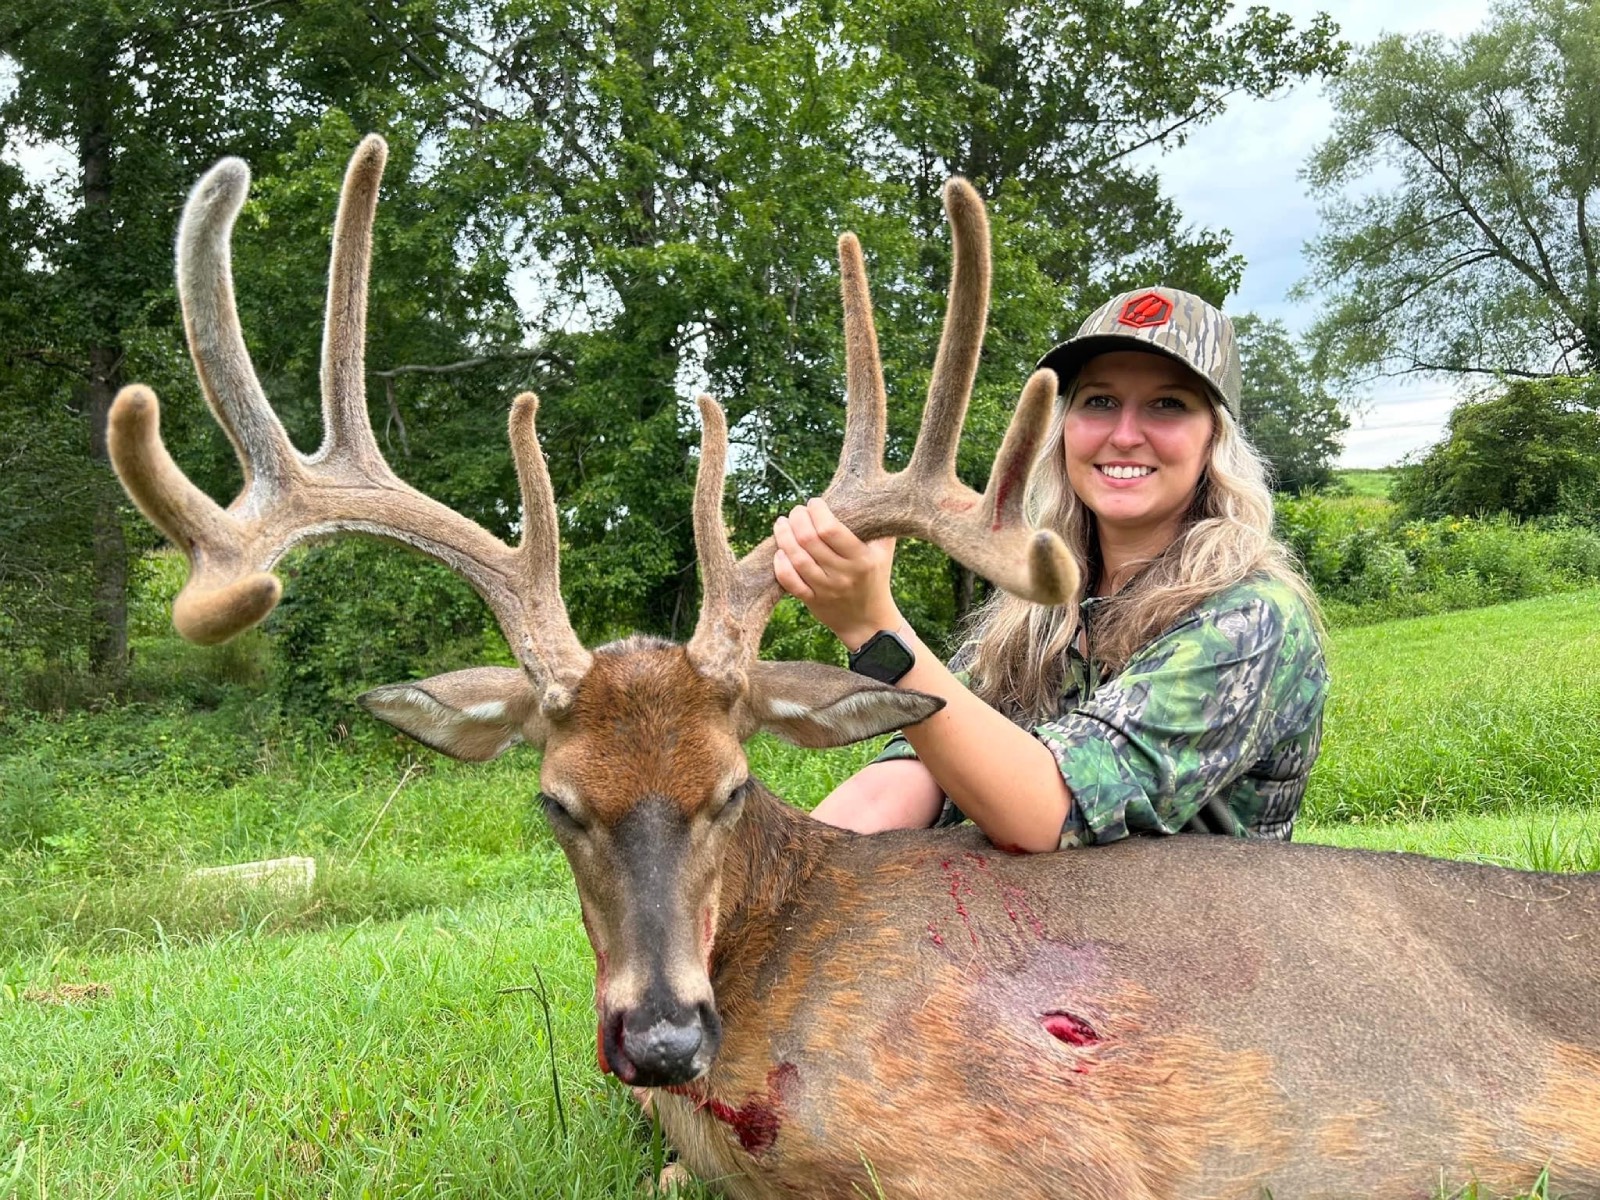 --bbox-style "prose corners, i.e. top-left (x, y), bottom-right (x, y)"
top-left (107, 136), bottom-right (590, 712)
top-left (689, 178), bottom-right (1077, 678)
